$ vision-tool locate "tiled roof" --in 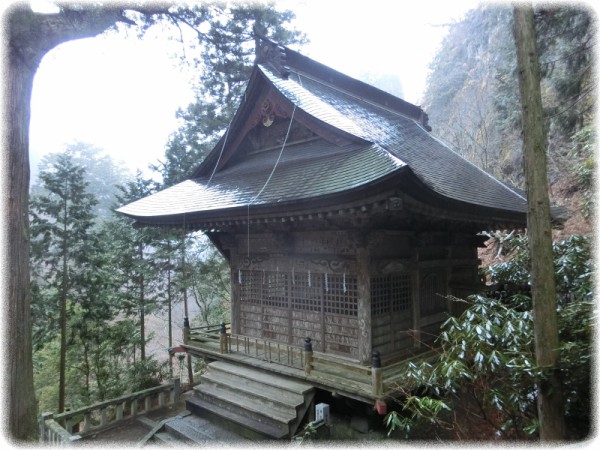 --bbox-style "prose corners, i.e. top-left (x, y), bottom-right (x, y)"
top-left (270, 66), bottom-right (528, 214)
top-left (118, 140), bottom-right (406, 219)
top-left (118, 42), bottom-right (529, 223)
